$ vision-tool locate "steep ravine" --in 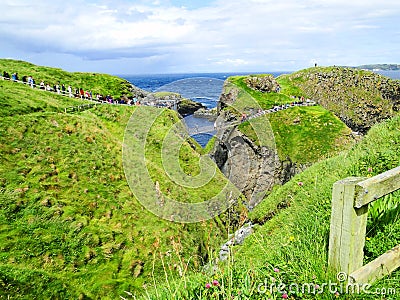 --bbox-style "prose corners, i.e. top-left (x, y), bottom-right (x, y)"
top-left (211, 125), bottom-right (305, 209)
top-left (210, 81), bottom-right (307, 209)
